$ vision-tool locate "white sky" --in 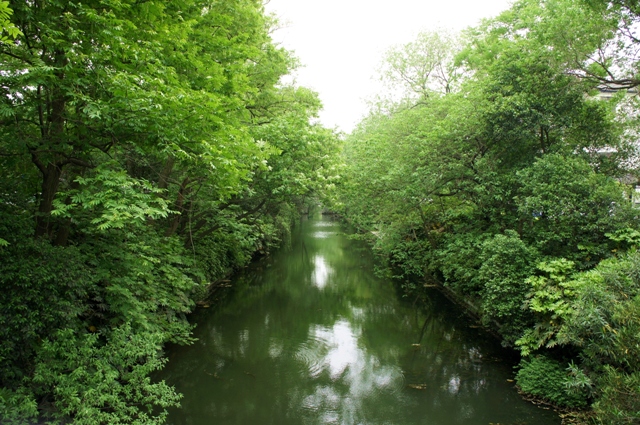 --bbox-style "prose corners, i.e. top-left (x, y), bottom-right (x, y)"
top-left (264, 0), bottom-right (514, 133)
